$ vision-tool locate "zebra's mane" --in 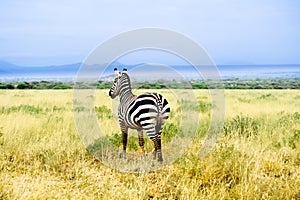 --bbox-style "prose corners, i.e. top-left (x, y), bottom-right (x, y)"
top-left (121, 72), bottom-right (131, 89)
